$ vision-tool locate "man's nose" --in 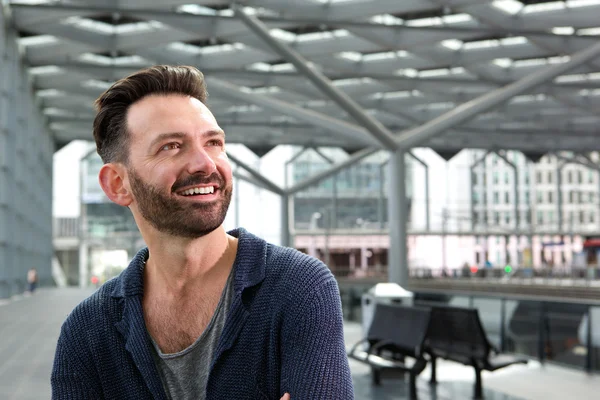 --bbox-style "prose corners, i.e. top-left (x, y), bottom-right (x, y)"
top-left (186, 146), bottom-right (217, 176)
